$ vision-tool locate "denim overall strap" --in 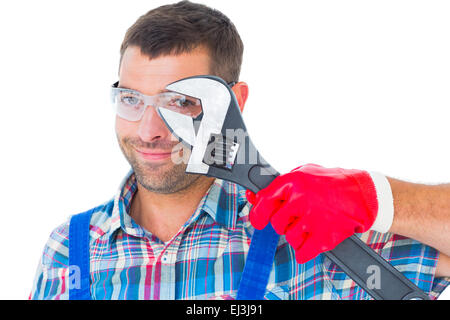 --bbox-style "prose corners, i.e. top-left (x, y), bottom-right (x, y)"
top-left (68, 209), bottom-right (94, 300)
top-left (236, 224), bottom-right (279, 300)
